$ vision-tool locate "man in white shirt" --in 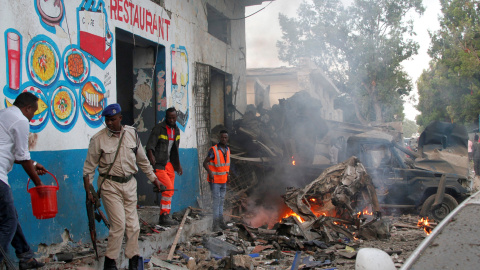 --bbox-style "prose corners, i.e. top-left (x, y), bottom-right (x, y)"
top-left (0, 92), bottom-right (48, 269)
